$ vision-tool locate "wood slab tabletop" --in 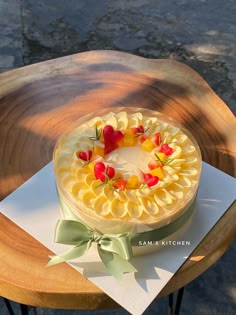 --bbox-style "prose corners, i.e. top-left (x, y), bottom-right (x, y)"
top-left (0, 50), bottom-right (235, 309)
